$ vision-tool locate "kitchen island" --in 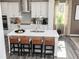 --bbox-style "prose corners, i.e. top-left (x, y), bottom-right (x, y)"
top-left (7, 29), bottom-right (59, 57)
